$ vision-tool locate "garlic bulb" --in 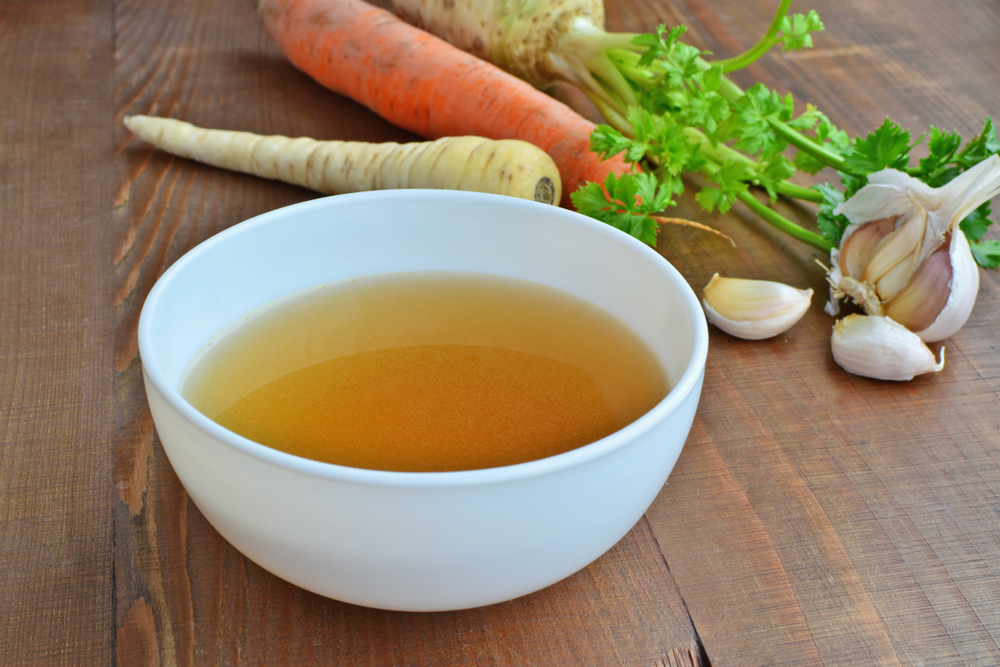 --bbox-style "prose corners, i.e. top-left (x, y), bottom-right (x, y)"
top-left (831, 314), bottom-right (944, 381)
top-left (826, 154), bottom-right (1000, 342)
top-left (702, 274), bottom-right (812, 340)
